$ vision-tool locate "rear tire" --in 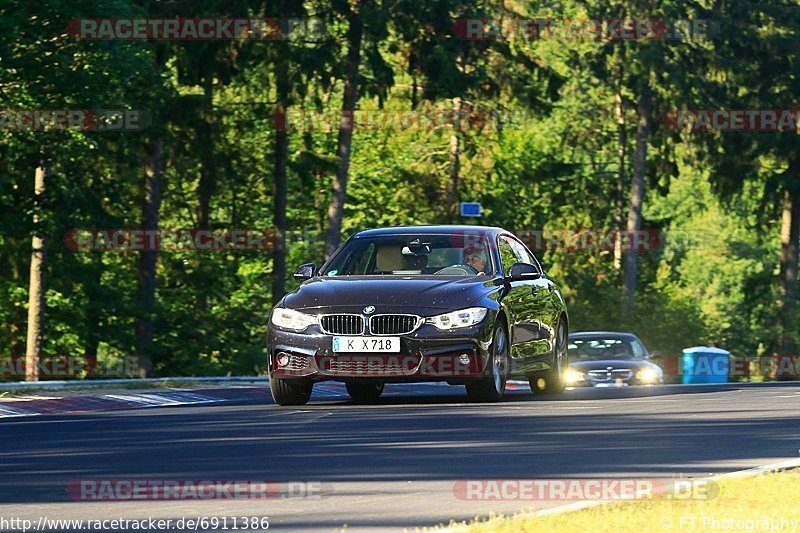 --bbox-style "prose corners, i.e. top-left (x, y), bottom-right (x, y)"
top-left (269, 375), bottom-right (313, 406)
top-left (529, 318), bottom-right (568, 395)
top-left (466, 324), bottom-right (509, 402)
top-left (346, 381), bottom-right (384, 403)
